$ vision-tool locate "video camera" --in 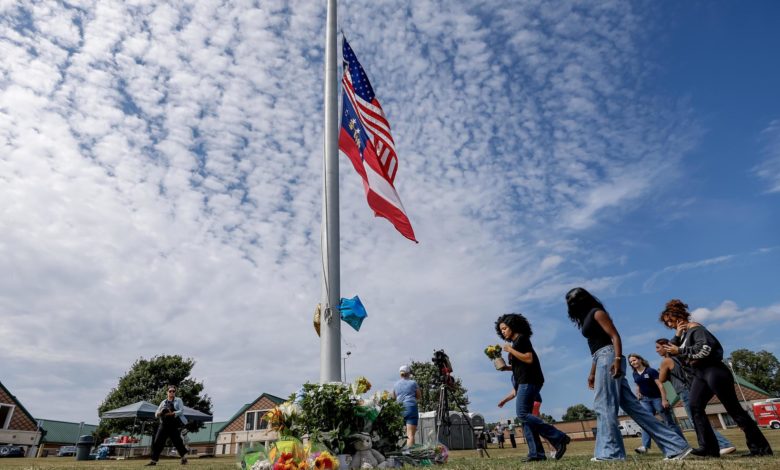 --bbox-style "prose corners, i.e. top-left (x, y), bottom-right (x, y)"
top-left (431, 349), bottom-right (455, 388)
